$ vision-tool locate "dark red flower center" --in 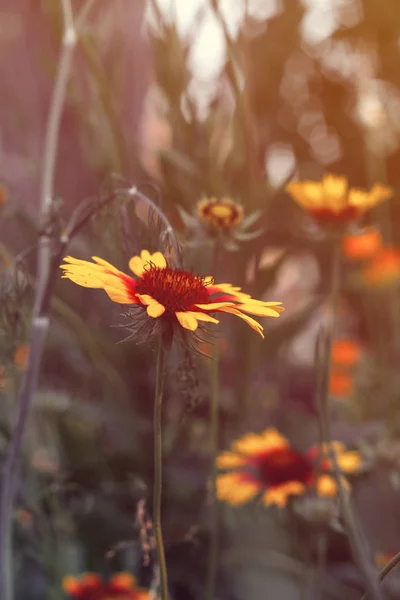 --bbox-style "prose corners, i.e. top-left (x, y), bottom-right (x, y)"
top-left (135, 266), bottom-right (211, 313)
top-left (310, 206), bottom-right (359, 223)
top-left (255, 448), bottom-right (313, 487)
